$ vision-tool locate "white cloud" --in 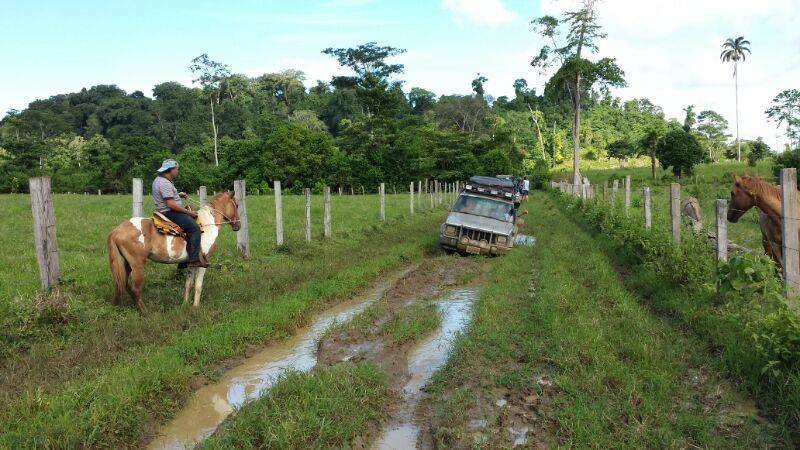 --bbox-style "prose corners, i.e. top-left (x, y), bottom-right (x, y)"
top-left (442, 0), bottom-right (517, 26)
